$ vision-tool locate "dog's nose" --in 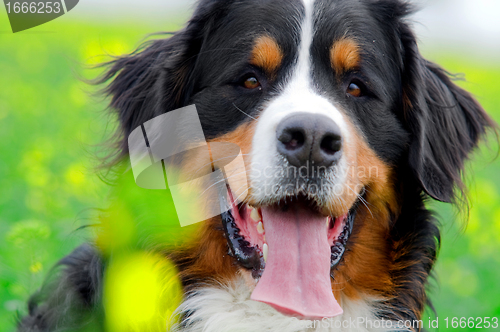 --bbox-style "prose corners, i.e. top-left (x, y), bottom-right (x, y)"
top-left (276, 113), bottom-right (342, 168)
